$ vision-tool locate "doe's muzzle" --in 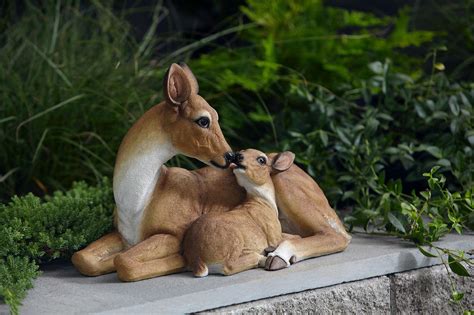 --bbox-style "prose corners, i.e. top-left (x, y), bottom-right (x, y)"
top-left (224, 151), bottom-right (236, 164)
